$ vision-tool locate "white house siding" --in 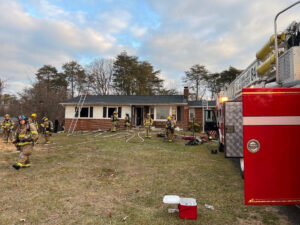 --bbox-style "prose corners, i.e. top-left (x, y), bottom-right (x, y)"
top-left (65, 106), bottom-right (74, 119)
top-left (93, 106), bottom-right (102, 119)
top-left (122, 106), bottom-right (131, 118)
